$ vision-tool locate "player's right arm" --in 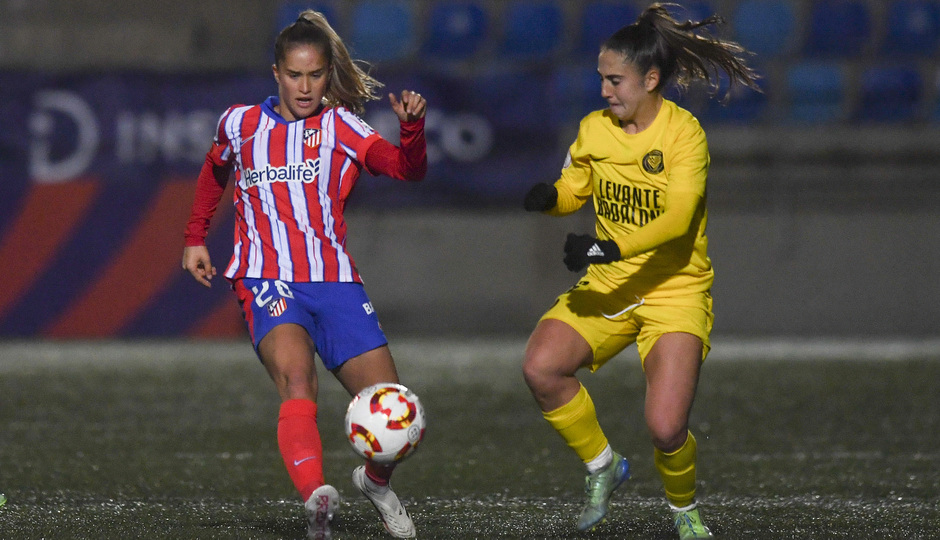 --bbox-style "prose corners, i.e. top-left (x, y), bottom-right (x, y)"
top-left (523, 119), bottom-right (592, 215)
top-left (182, 152), bottom-right (230, 287)
top-left (182, 245), bottom-right (216, 288)
top-left (182, 107), bottom-right (236, 287)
